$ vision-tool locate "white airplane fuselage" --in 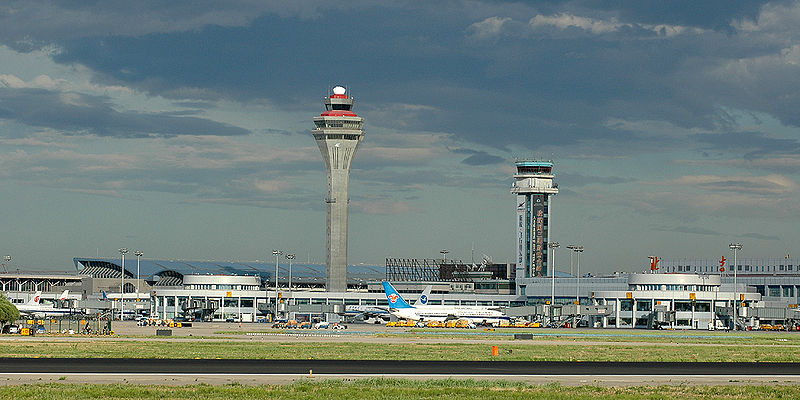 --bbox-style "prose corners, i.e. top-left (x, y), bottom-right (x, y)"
top-left (390, 305), bottom-right (509, 324)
